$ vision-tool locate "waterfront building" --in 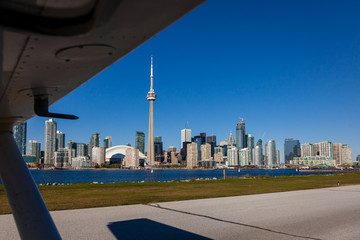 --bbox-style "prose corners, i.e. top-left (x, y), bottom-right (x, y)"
top-left (89, 133), bottom-right (100, 158)
top-left (291, 156), bottom-right (335, 168)
top-left (181, 141), bottom-right (191, 160)
top-left (147, 56), bottom-right (157, 166)
top-left (71, 156), bottom-right (90, 168)
top-left (214, 146), bottom-right (224, 156)
top-left (319, 141), bottom-right (333, 158)
top-left (170, 152), bottom-right (178, 165)
top-left (186, 142), bottom-right (198, 169)
top-left (76, 143), bottom-right (88, 157)
top-left (239, 148), bottom-right (249, 166)
top-left (201, 143), bottom-right (211, 161)
top-left (276, 150), bottom-right (280, 166)
top-left (342, 145), bottom-right (353, 165)
top-left (181, 128), bottom-right (192, 149)
top-left (124, 148), bottom-right (139, 168)
top-left (333, 143), bottom-right (343, 166)
top-left (301, 143), bottom-right (315, 157)
top-left (67, 140), bottom-right (77, 156)
top-left (192, 135), bottom-right (203, 161)
top-left (135, 131), bottom-right (145, 154)
top-left (256, 139), bottom-right (262, 147)
top-left (314, 143), bottom-right (320, 156)
top-left (357, 154), bottom-right (360, 163)
top-left (284, 139), bottom-right (300, 164)
top-left (13, 121), bottom-right (27, 155)
top-left (54, 148), bottom-right (74, 168)
top-left (103, 136), bottom-right (112, 149)
top-left (214, 152), bottom-right (223, 163)
top-left (254, 145), bottom-right (263, 166)
top-left (92, 147), bottom-right (105, 165)
top-left (226, 131), bottom-right (235, 146)
top-left (236, 120), bottom-right (245, 149)
top-left (206, 135), bottom-right (216, 157)
top-left (55, 131), bottom-right (65, 151)
top-left (247, 134), bottom-right (254, 164)
top-left (227, 146), bottom-right (238, 166)
top-left (265, 140), bottom-right (277, 168)
top-left (168, 146), bottom-right (176, 152)
top-left (23, 155), bottom-right (37, 167)
top-left (105, 145), bottom-right (146, 165)
top-left (44, 119), bottom-right (57, 166)
top-left (154, 136), bottom-right (163, 162)
top-left (28, 140), bottom-right (41, 161)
